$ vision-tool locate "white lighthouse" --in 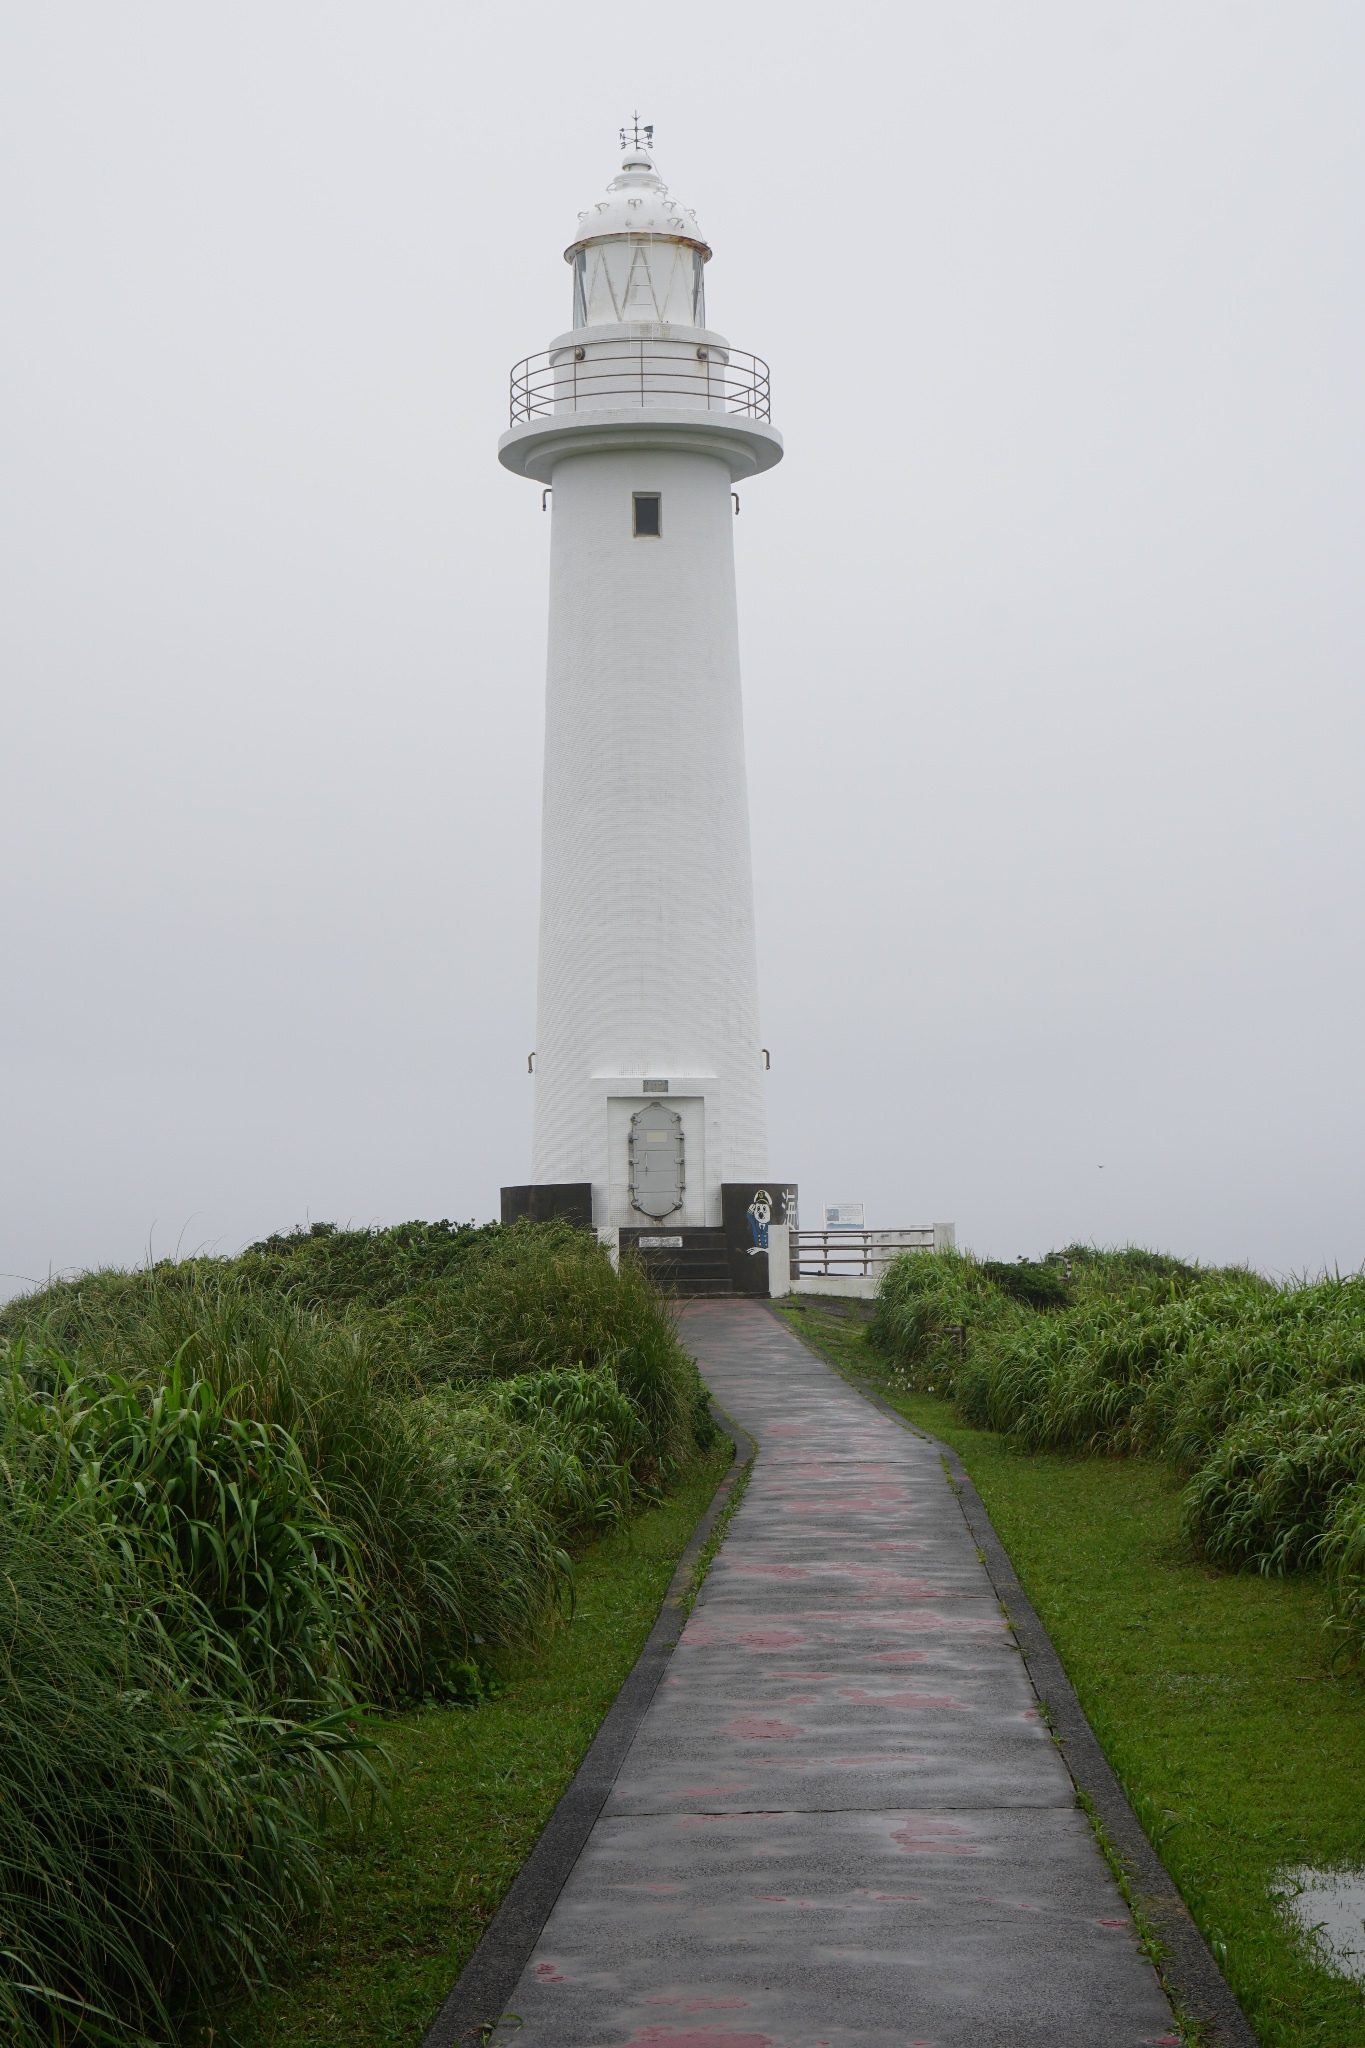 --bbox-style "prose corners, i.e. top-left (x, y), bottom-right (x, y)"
top-left (499, 126), bottom-right (785, 1256)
